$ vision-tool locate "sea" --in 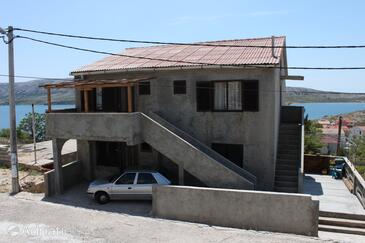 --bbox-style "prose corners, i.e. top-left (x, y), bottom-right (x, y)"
top-left (0, 104), bottom-right (74, 129)
top-left (291, 102), bottom-right (365, 120)
top-left (1, 103), bottom-right (365, 129)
